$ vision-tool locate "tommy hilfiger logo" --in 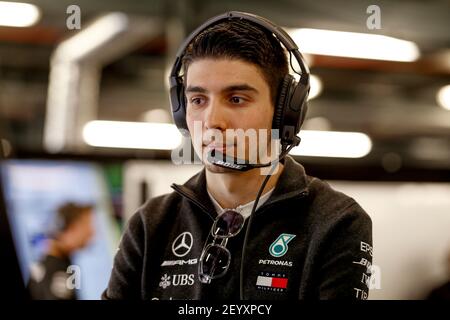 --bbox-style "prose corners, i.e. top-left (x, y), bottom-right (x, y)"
top-left (256, 271), bottom-right (288, 293)
top-left (269, 233), bottom-right (296, 257)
